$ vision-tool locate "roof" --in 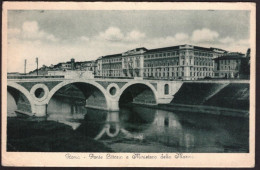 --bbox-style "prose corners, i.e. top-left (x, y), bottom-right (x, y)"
top-left (76, 60), bottom-right (95, 64)
top-left (214, 53), bottom-right (245, 60)
top-left (135, 47), bottom-right (148, 51)
top-left (102, 53), bottom-right (122, 59)
top-left (147, 44), bottom-right (227, 53)
top-left (96, 56), bottom-right (103, 60)
top-left (195, 46), bottom-right (224, 52)
top-left (147, 45), bottom-right (180, 53)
